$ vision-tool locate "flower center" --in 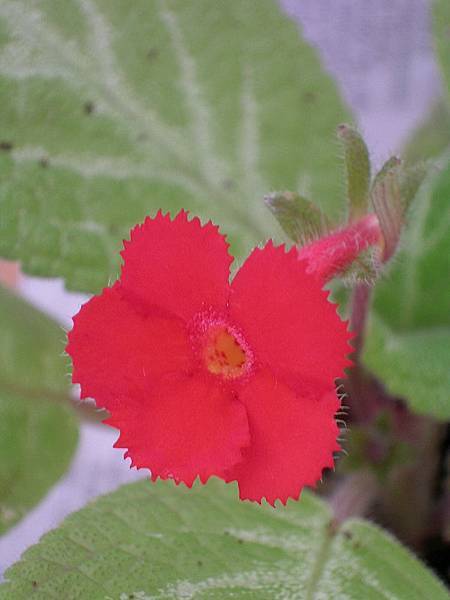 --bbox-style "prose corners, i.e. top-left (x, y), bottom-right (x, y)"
top-left (203, 326), bottom-right (248, 379)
